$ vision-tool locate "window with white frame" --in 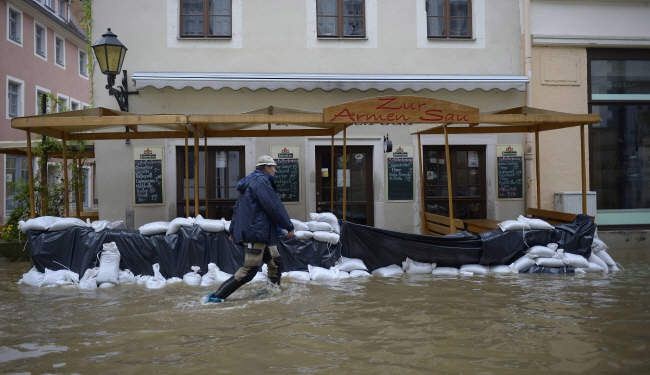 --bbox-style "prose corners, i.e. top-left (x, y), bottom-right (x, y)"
top-left (7, 5), bottom-right (23, 45)
top-left (426, 0), bottom-right (472, 39)
top-left (6, 77), bottom-right (24, 118)
top-left (5, 155), bottom-right (29, 215)
top-left (57, 0), bottom-right (68, 20)
top-left (78, 49), bottom-right (88, 77)
top-left (55, 35), bottom-right (65, 67)
top-left (35, 87), bottom-right (51, 115)
top-left (70, 99), bottom-right (80, 111)
top-left (34, 22), bottom-right (47, 58)
top-left (56, 94), bottom-right (69, 112)
top-left (316, 0), bottom-right (365, 38)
